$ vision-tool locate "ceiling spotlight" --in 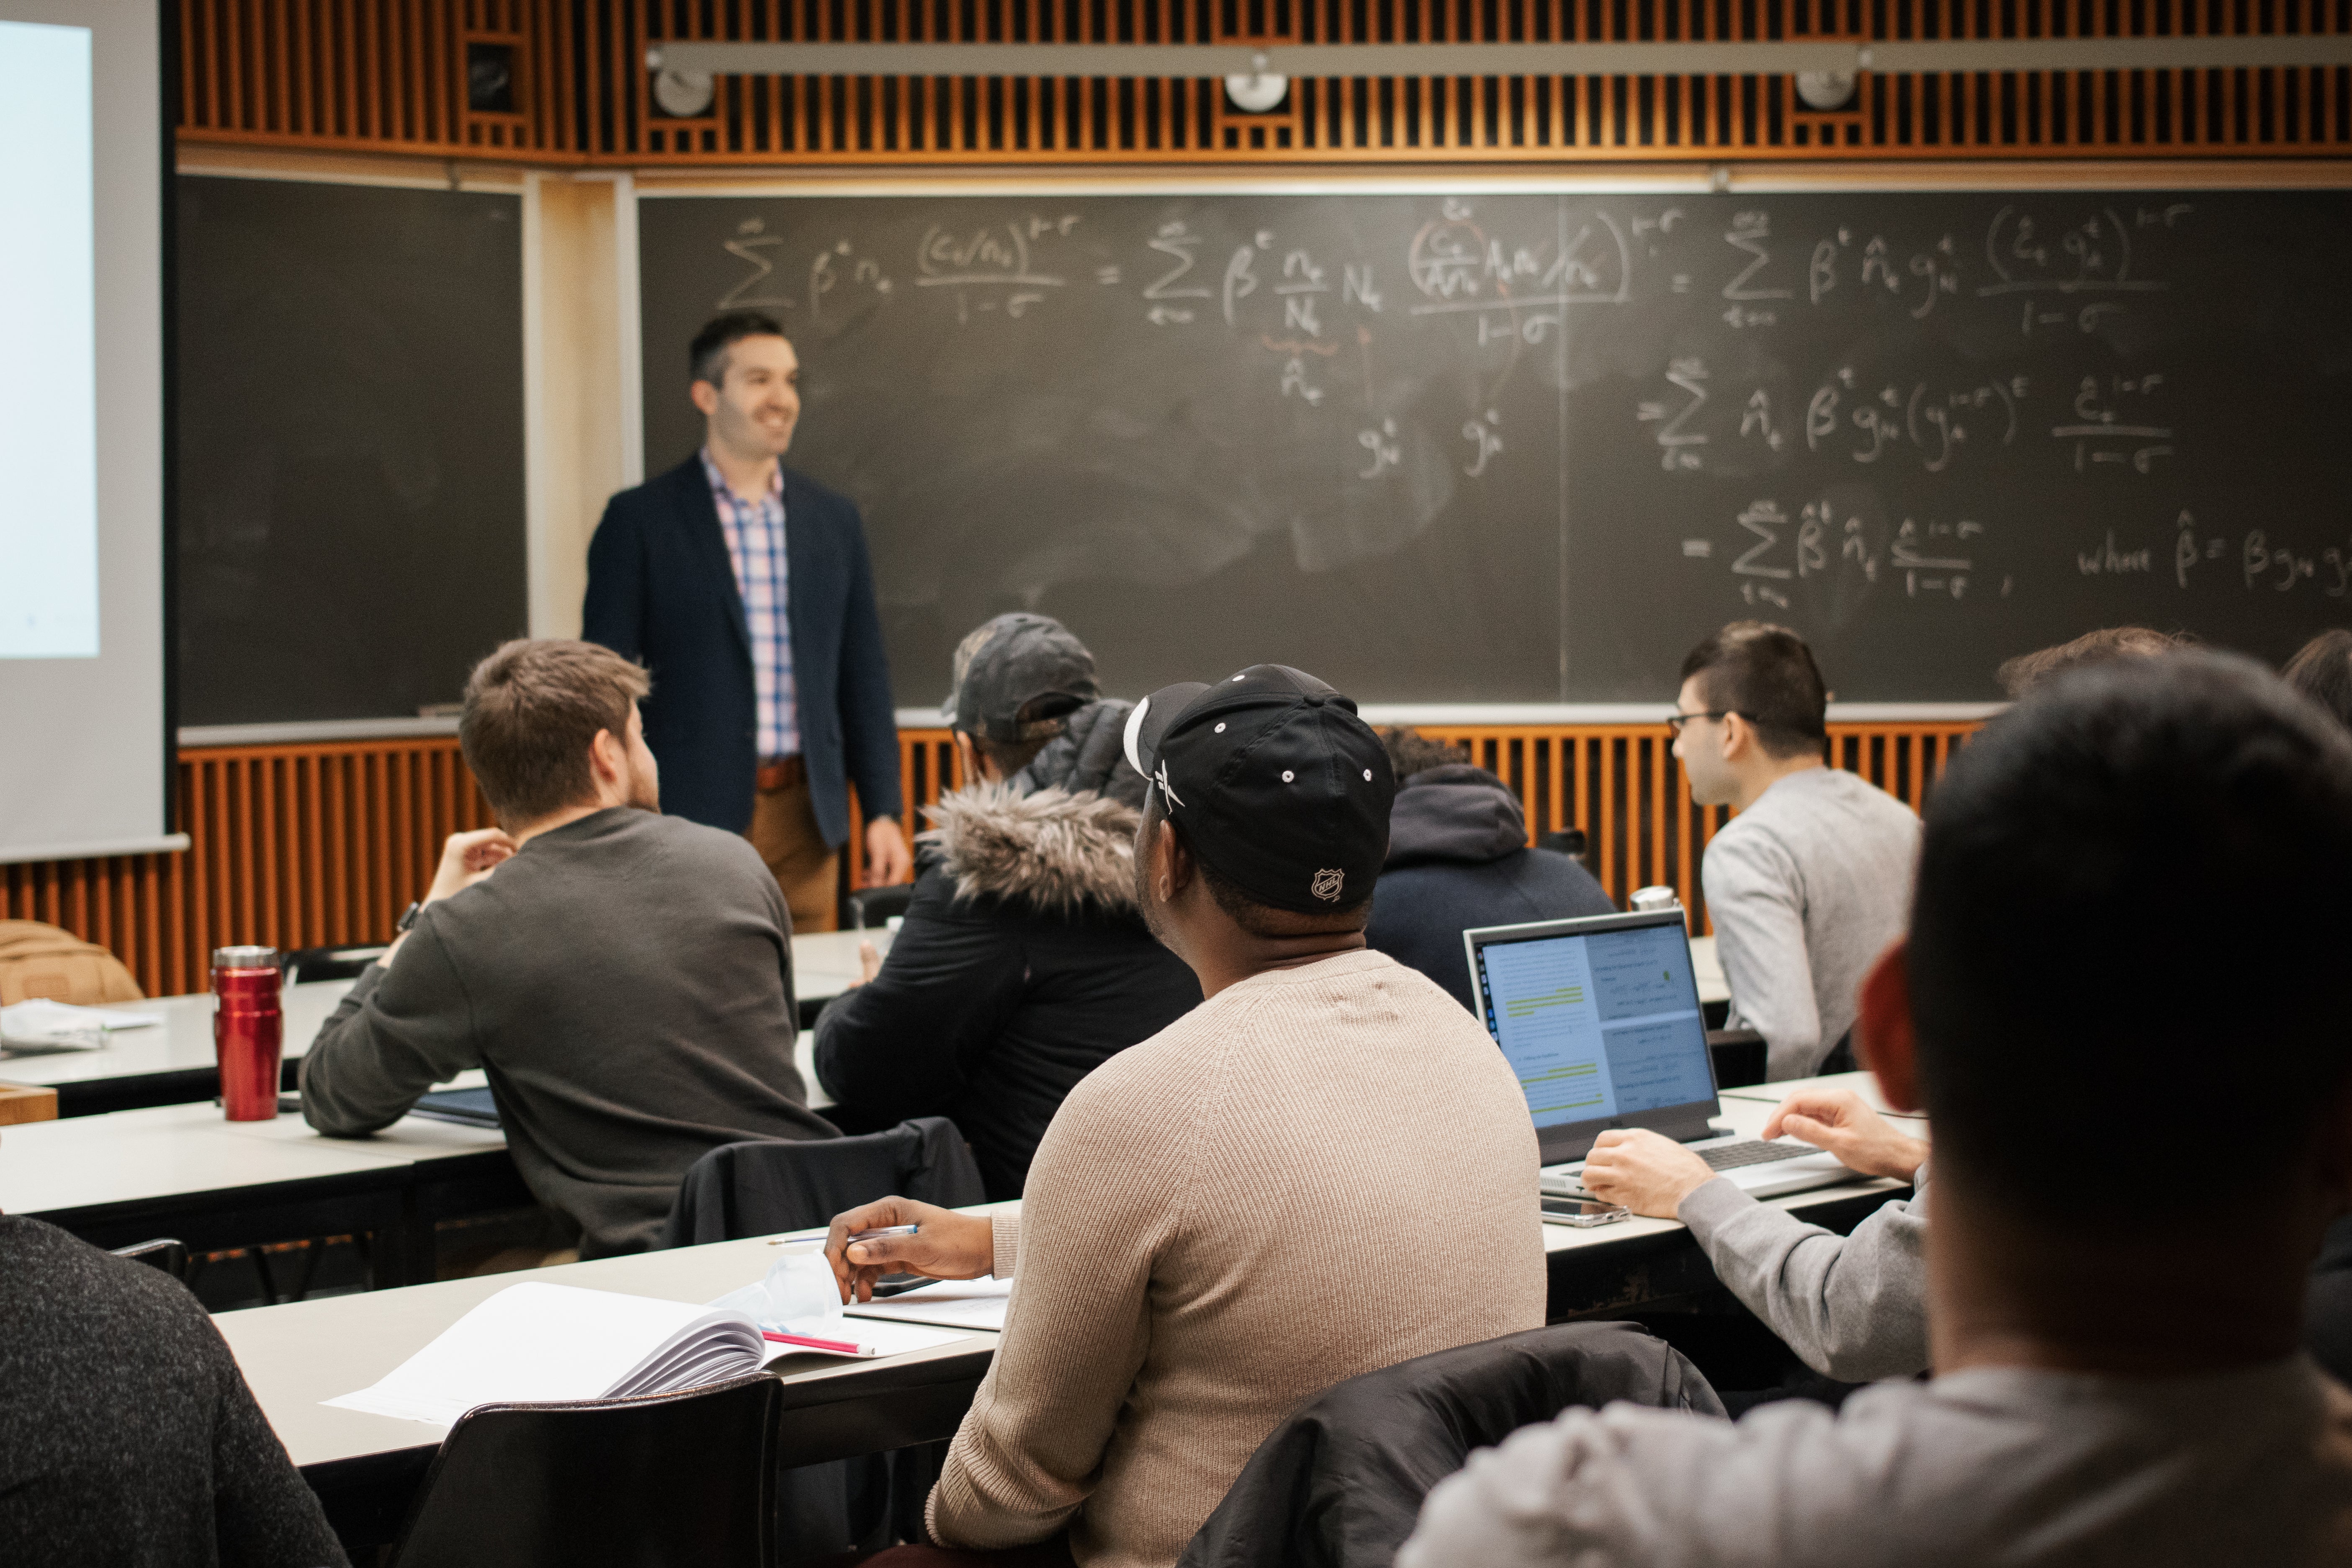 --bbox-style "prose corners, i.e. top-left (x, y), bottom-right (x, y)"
top-left (654, 65), bottom-right (715, 118)
top-left (1224, 56), bottom-right (1289, 114)
top-left (1794, 70), bottom-right (1857, 112)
